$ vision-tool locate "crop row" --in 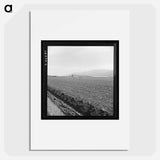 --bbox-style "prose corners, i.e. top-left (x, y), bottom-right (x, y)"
top-left (48, 86), bottom-right (110, 116)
